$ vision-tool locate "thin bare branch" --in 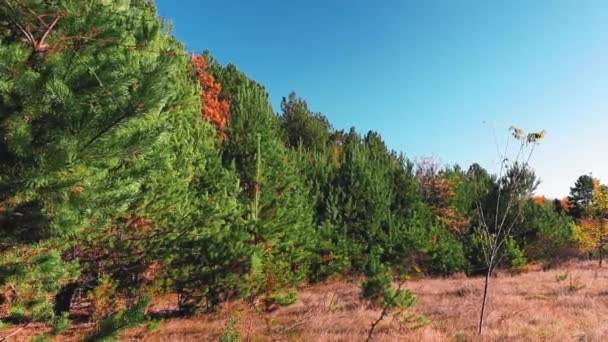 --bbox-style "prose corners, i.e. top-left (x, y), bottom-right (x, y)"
top-left (36, 14), bottom-right (62, 51)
